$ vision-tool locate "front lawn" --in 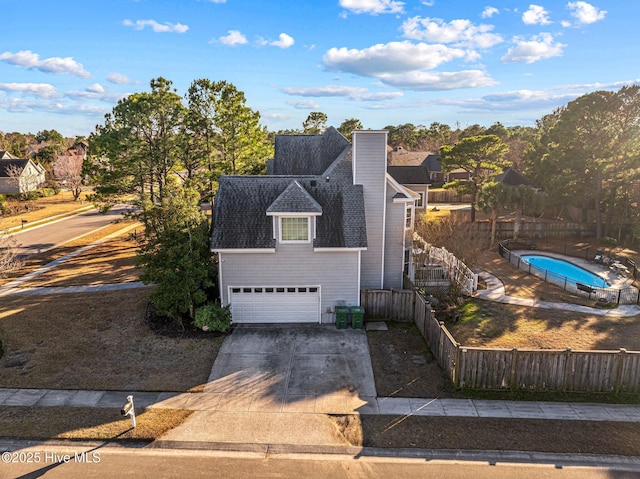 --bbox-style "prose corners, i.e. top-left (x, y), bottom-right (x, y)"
top-left (0, 289), bottom-right (222, 392)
